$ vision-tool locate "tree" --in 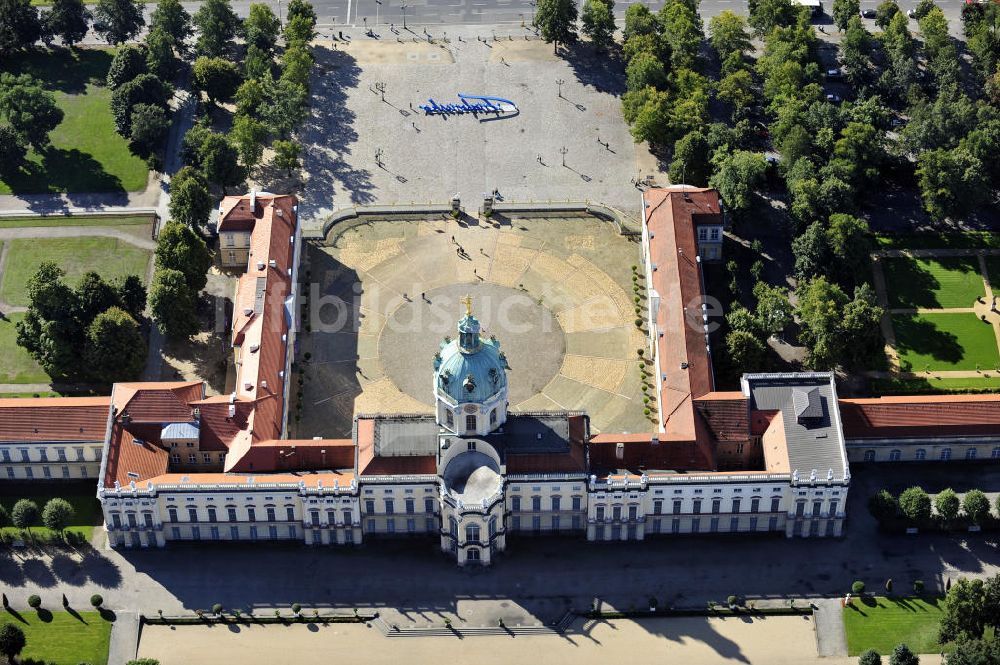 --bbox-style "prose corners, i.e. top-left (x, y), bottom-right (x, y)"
top-left (0, 624), bottom-right (26, 664)
top-left (623, 3), bottom-right (659, 44)
top-left (10, 499), bottom-right (39, 530)
top-left (898, 486), bottom-right (931, 522)
top-left (748, 0), bottom-right (797, 37)
top-left (245, 3), bottom-right (280, 53)
top-left (710, 11), bottom-right (751, 61)
top-left (935, 488), bottom-right (960, 521)
top-left (709, 150), bottom-right (767, 214)
top-left (962, 490), bottom-right (990, 524)
top-left (626, 50), bottom-right (669, 91)
top-left (283, 12), bottom-right (316, 45)
top-left (128, 103), bottom-right (170, 158)
top-left (257, 76), bottom-right (309, 138)
top-left (149, 268), bottom-right (200, 338)
top-left (875, 0), bottom-right (900, 29)
top-left (725, 330), bottom-right (768, 373)
top-left (155, 222), bottom-right (212, 292)
top-left (272, 139), bottom-right (301, 177)
top-left (660, 1), bottom-right (703, 70)
top-left (192, 56), bottom-right (241, 104)
top-left (0, 0), bottom-right (41, 57)
top-left (168, 166), bottom-right (213, 228)
top-left (581, 0), bottom-right (616, 50)
top-left (913, 0), bottom-right (935, 20)
top-left (753, 281), bottom-right (793, 337)
top-left (889, 644), bottom-right (918, 665)
top-left (0, 504), bottom-right (8, 527)
top-left (197, 131), bottom-right (243, 191)
top-left (841, 16), bottom-right (872, 85)
top-left (41, 498), bottom-right (75, 533)
top-left (45, 0), bottom-right (90, 47)
top-left (244, 44), bottom-right (273, 80)
top-left (534, 0), bottom-right (578, 51)
top-left (110, 73), bottom-right (171, 138)
top-left (280, 44), bottom-right (313, 91)
top-left (832, 0), bottom-right (860, 30)
top-left (916, 147), bottom-right (987, 221)
top-left (85, 307), bottom-right (146, 383)
top-left (859, 649), bottom-right (882, 665)
top-left (868, 489), bottom-right (898, 521)
top-left (75, 271), bottom-right (118, 324)
top-left (149, 0), bottom-right (191, 44)
top-left (826, 213), bottom-right (871, 288)
top-left (668, 130), bottom-right (711, 186)
top-left (624, 86), bottom-right (672, 145)
top-left (286, 0), bottom-right (317, 26)
top-left (940, 579), bottom-right (987, 642)
top-left (193, 0), bottom-right (241, 58)
top-left (795, 276), bottom-right (848, 369)
top-left (145, 28), bottom-right (178, 80)
top-left (717, 70), bottom-right (755, 121)
top-left (93, 0), bottom-right (145, 44)
top-left (231, 115), bottom-right (268, 172)
top-left (15, 263), bottom-right (81, 377)
top-left (0, 74), bottom-right (65, 150)
top-left (113, 274), bottom-right (147, 320)
top-left (107, 44), bottom-right (149, 90)
top-left (0, 123), bottom-right (27, 173)
top-left (946, 637), bottom-right (1000, 665)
